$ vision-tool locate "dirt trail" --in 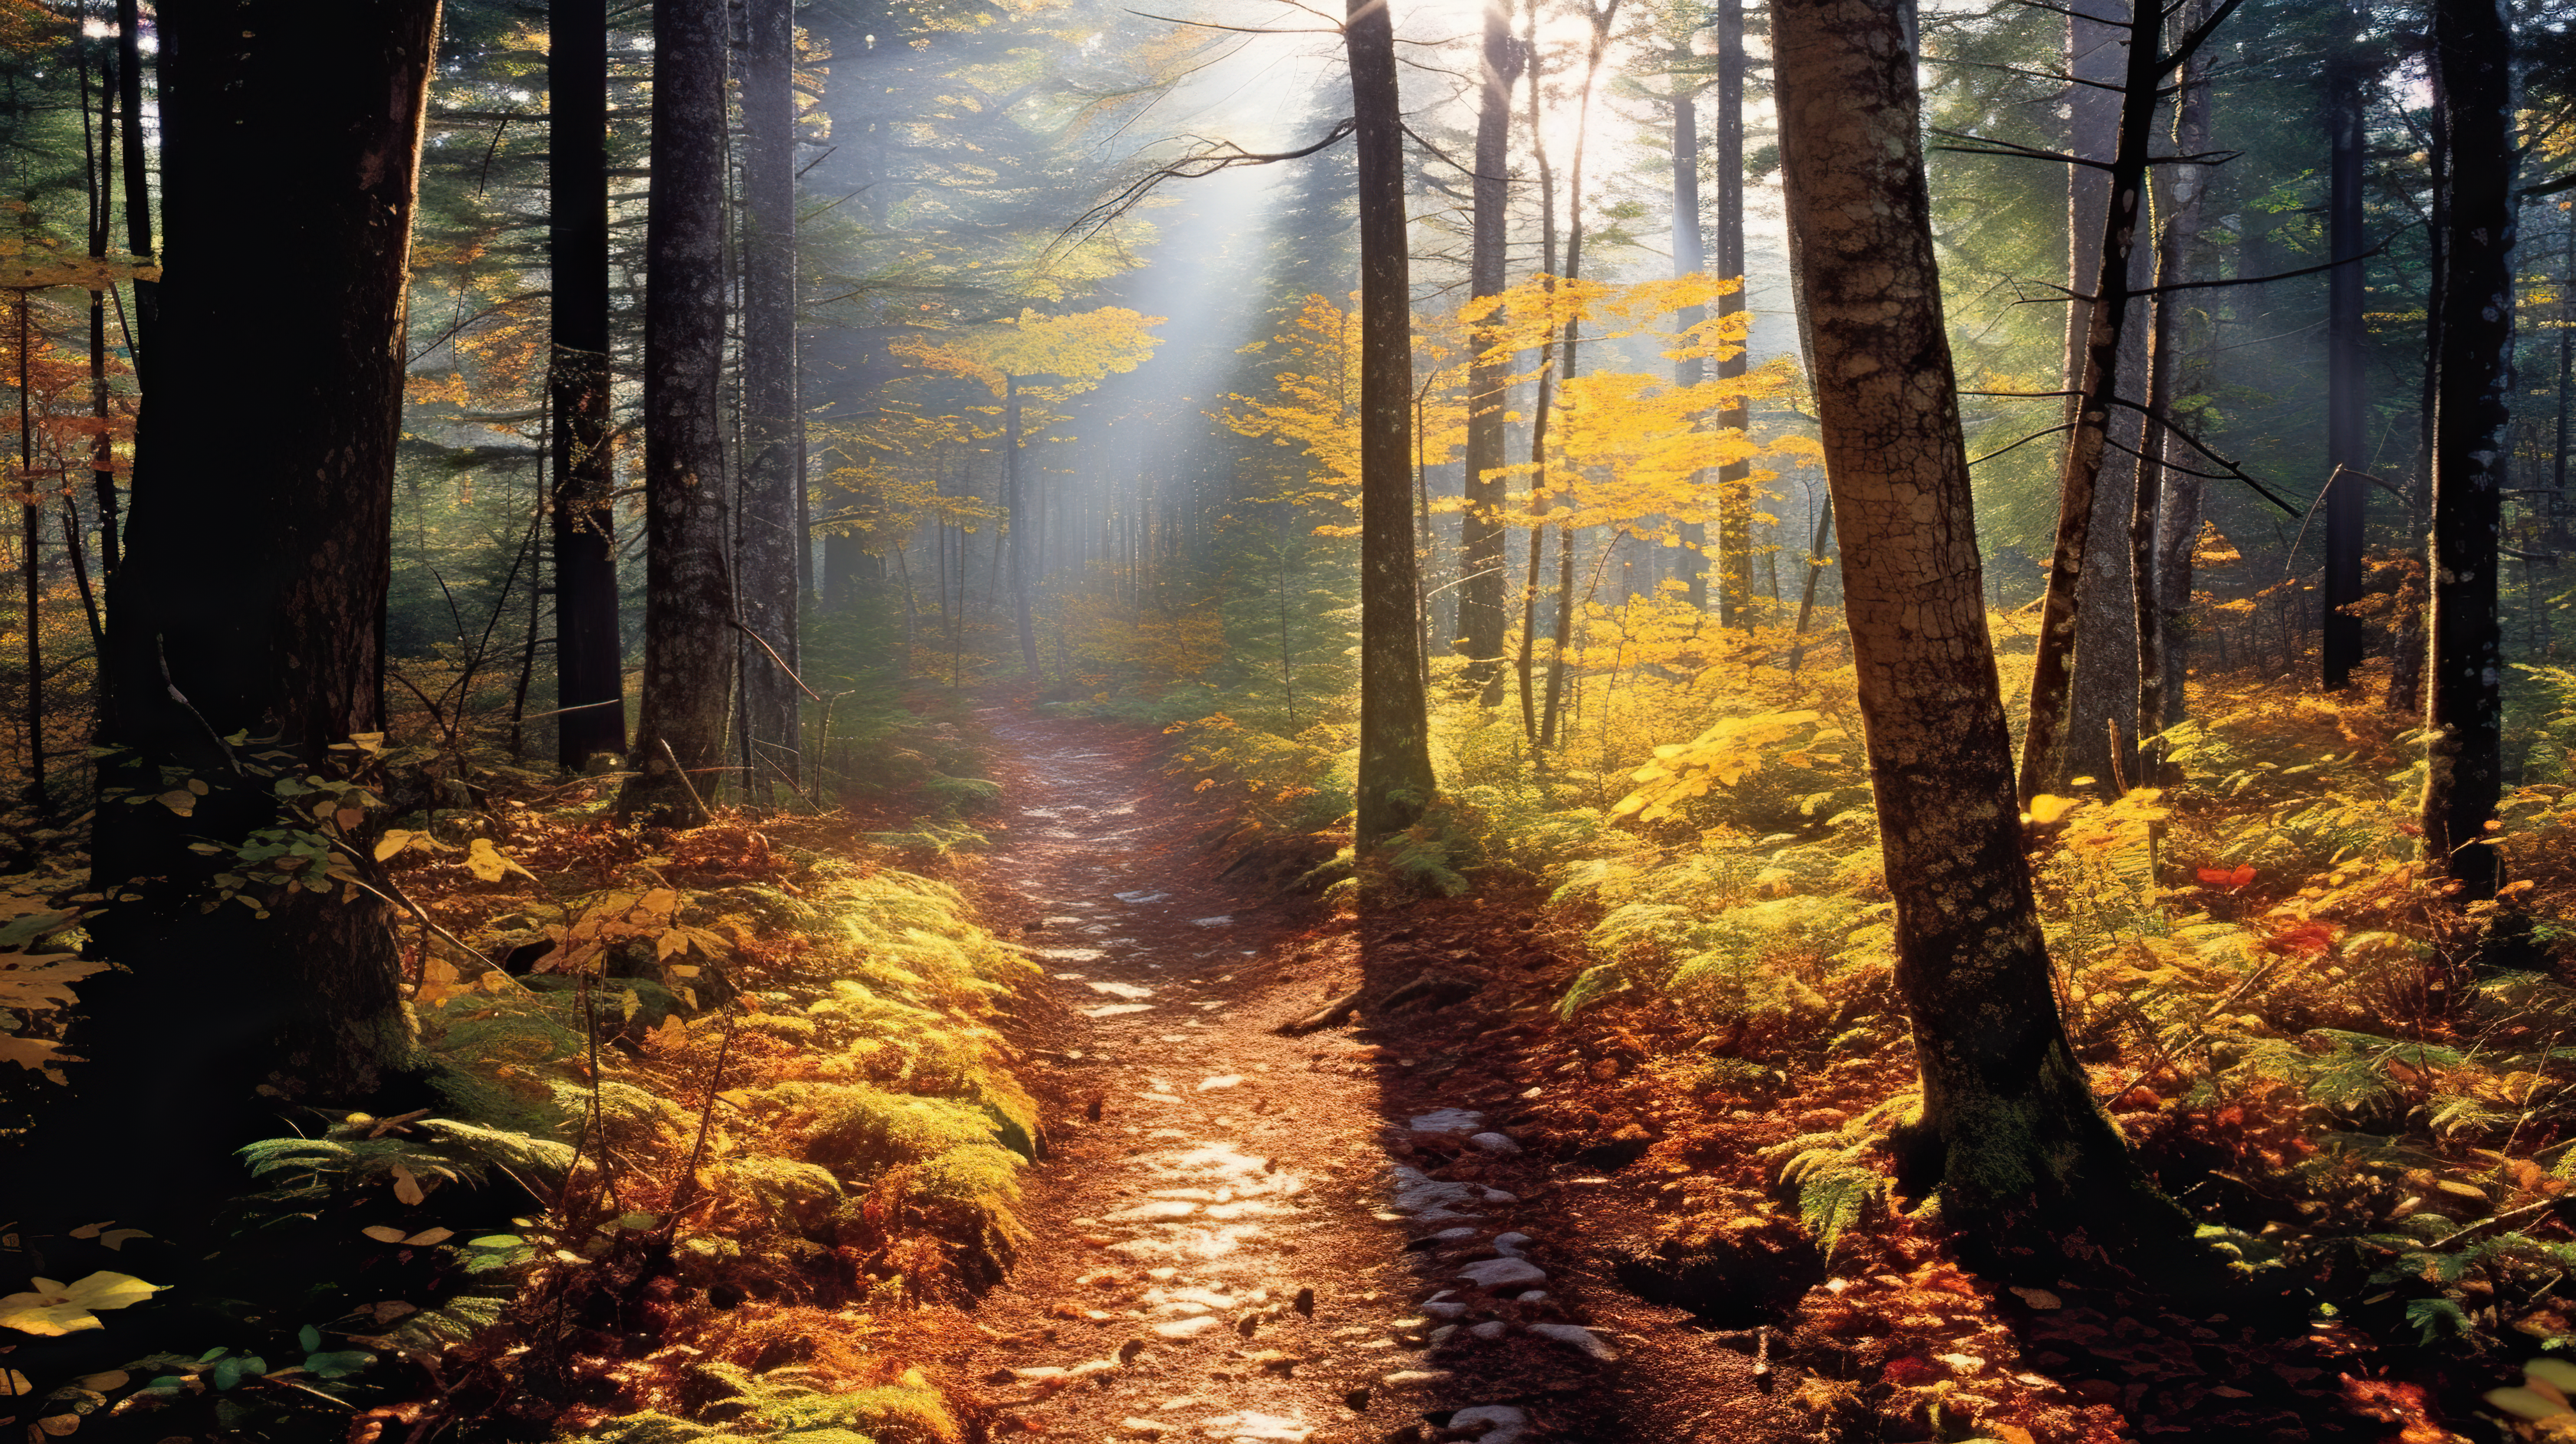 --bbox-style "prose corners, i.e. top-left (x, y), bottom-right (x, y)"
top-left (935, 709), bottom-right (1606, 1444)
